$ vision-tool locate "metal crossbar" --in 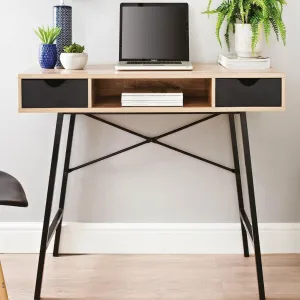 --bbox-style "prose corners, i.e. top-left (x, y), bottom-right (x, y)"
top-left (46, 208), bottom-right (63, 248)
top-left (240, 209), bottom-right (254, 242)
top-left (67, 113), bottom-right (235, 174)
